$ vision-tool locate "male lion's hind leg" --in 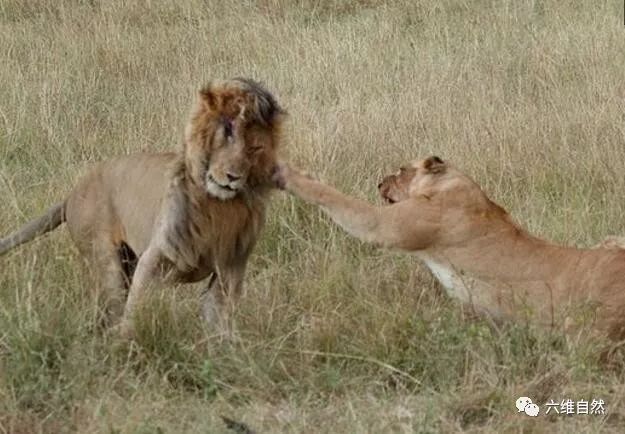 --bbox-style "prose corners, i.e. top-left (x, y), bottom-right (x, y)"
top-left (90, 240), bottom-right (137, 329)
top-left (107, 241), bottom-right (138, 323)
top-left (96, 242), bottom-right (138, 327)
